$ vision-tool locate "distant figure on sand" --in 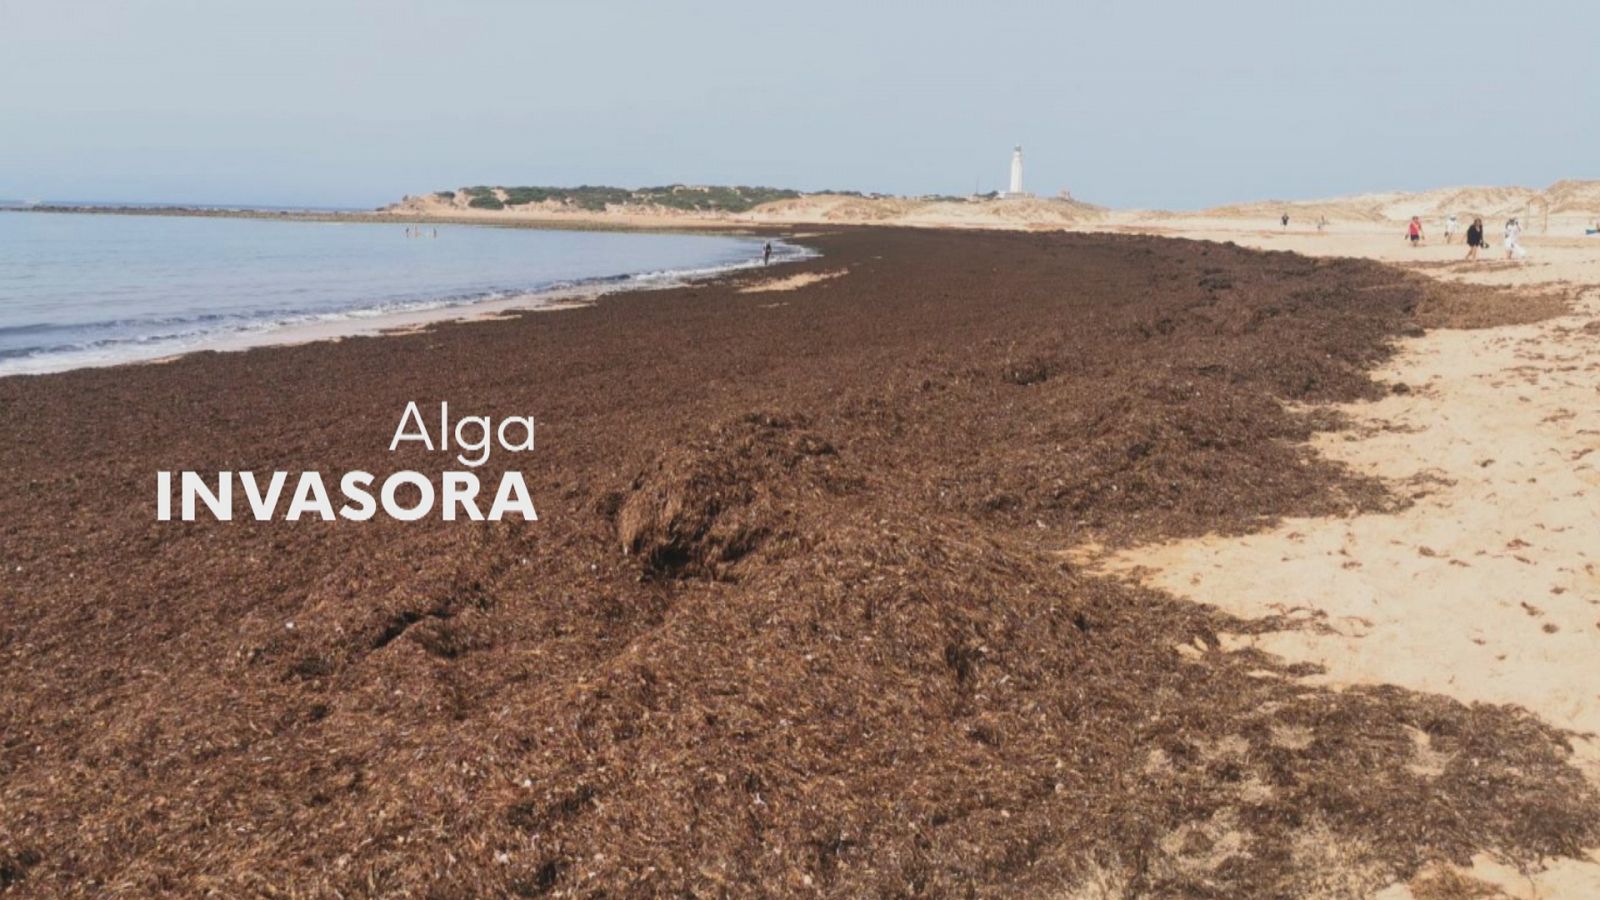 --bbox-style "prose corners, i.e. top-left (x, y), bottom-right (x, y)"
top-left (1465, 217), bottom-right (1484, 261)
top-left (1406, 216), bottom-right (1424, 246)
top-left (1281, 213), bottom-right (1289, 229)
top-left (1444, 214), bottom-right (1458, 244)
top-left (763, 242), bottom-right (773, 266)
top-left (1504, 218), bottom-right (1525, 260)
top-left (1316, 215), bottom-right (1328, 233)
